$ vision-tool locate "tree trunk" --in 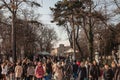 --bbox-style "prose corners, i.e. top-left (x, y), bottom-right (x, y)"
top-left (88, 2), bottom-right (94, 62)
top-left (88, 26), bottom-right (94, 62)
top-left (75, 26), bottom-right (83, 60)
